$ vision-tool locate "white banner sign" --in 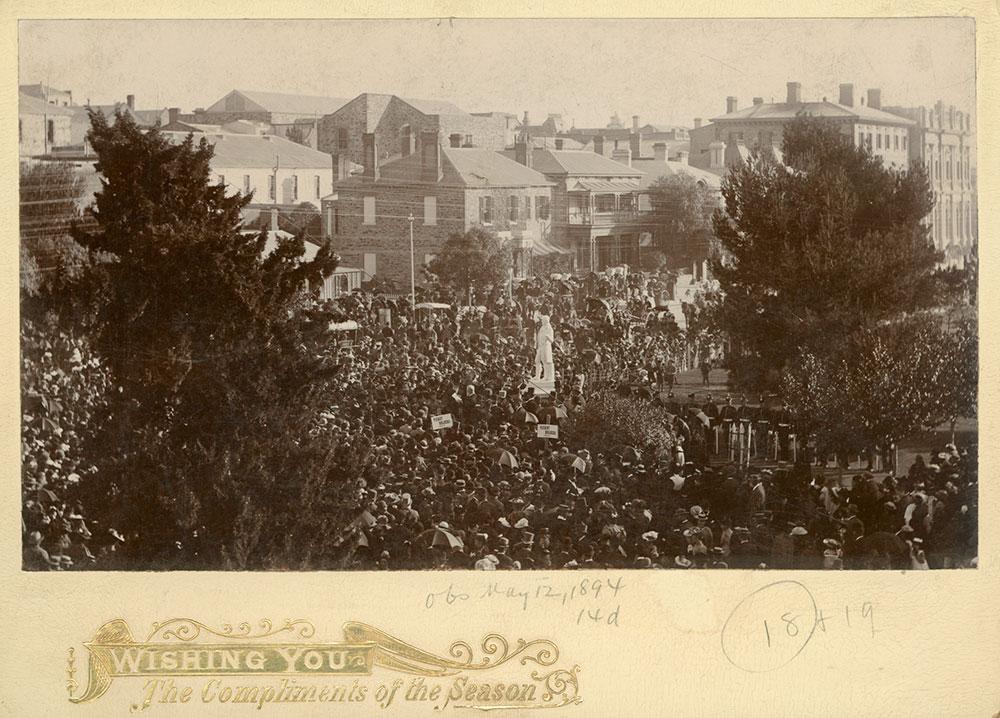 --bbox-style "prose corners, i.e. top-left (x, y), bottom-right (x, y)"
top-left (431, 414), bottom-right (454, 430)
top-left (537, 424), bottom-right (559, 439)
